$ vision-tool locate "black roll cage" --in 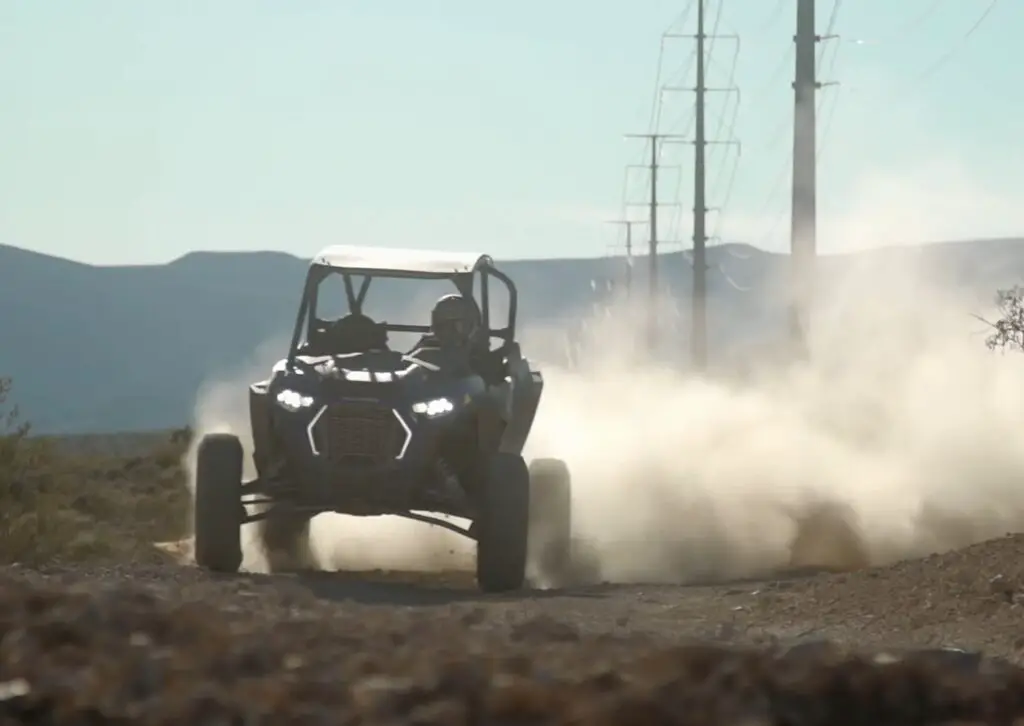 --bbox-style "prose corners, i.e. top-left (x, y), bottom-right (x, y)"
top-left (285, 258), bottom-right (518, 366)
